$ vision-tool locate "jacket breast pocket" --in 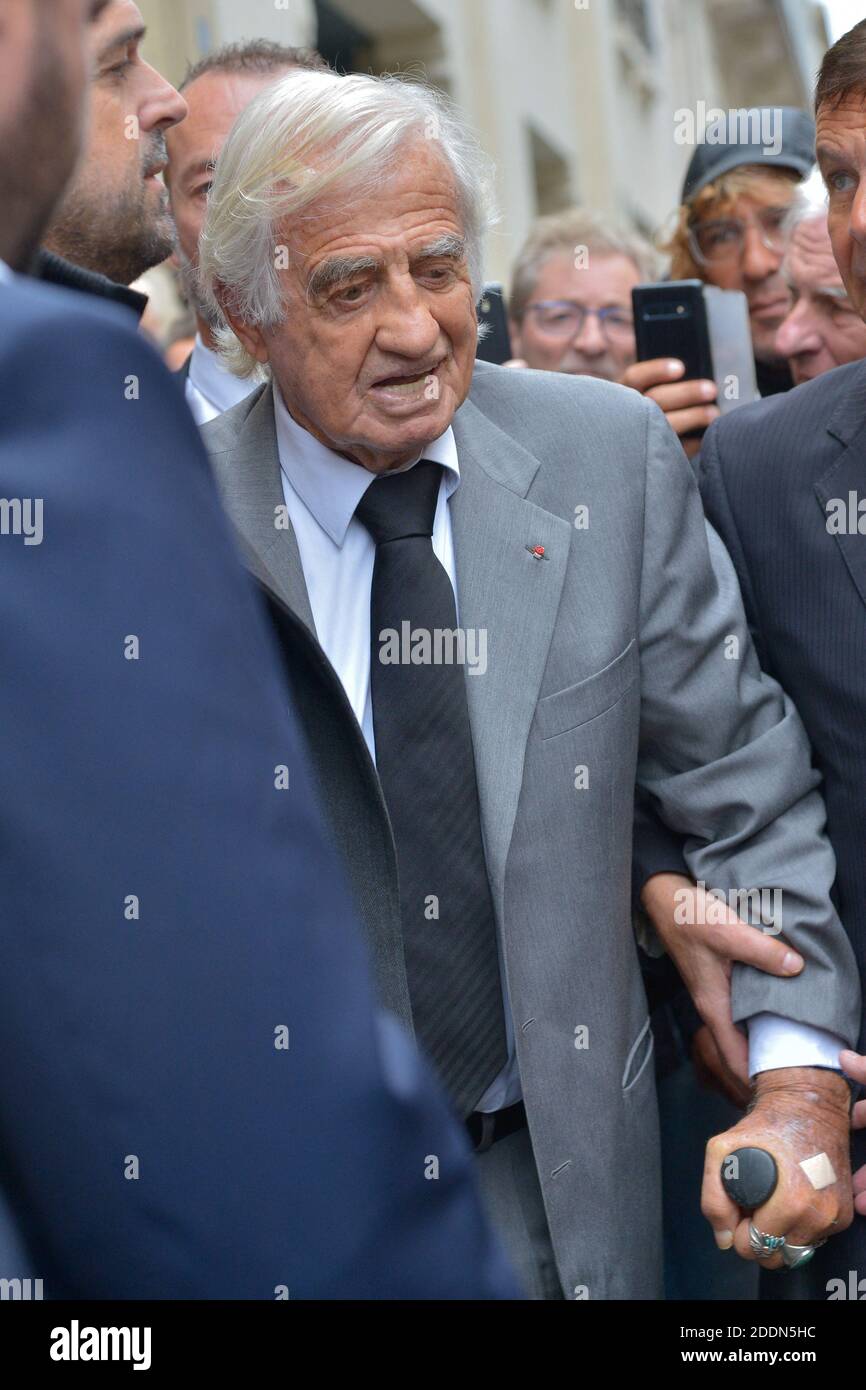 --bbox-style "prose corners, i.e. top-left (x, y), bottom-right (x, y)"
top-left (536, 638), bottom-right (639, 742)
